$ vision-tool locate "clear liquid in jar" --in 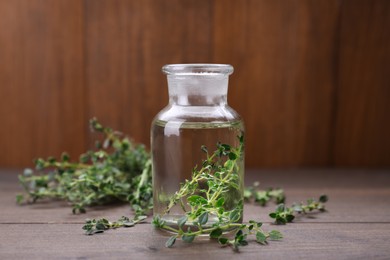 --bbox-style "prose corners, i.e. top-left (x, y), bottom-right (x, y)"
top-left (151, 120), bottom-right (244, 230)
